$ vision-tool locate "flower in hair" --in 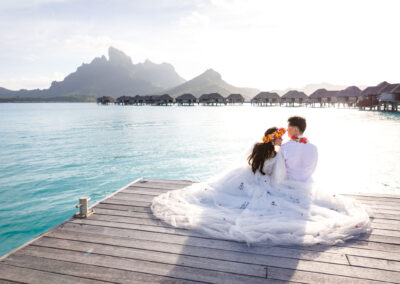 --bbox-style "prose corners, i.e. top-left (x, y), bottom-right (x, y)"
top-left (262, 128), bottom-right (286, 143)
